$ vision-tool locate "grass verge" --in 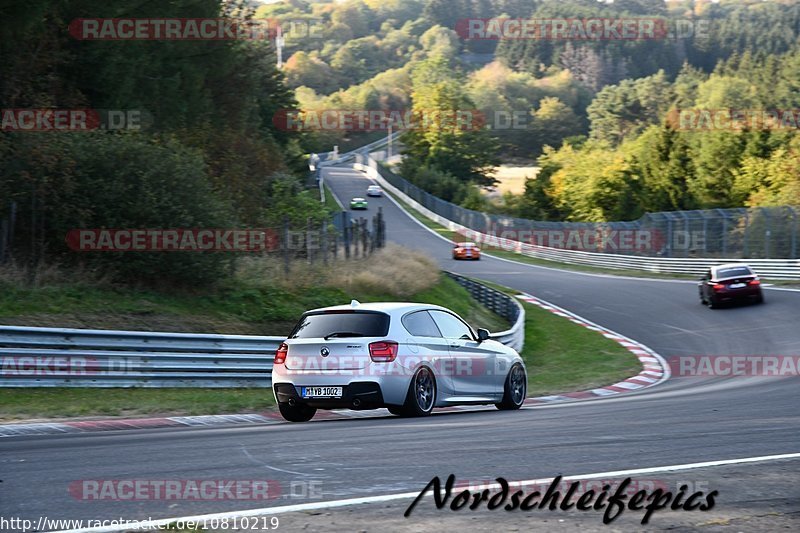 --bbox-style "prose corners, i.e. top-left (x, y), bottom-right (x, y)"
top-left (322, 182), bottom-right (343, 212)
top-left (0, 389), bottom-right (276, 420)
